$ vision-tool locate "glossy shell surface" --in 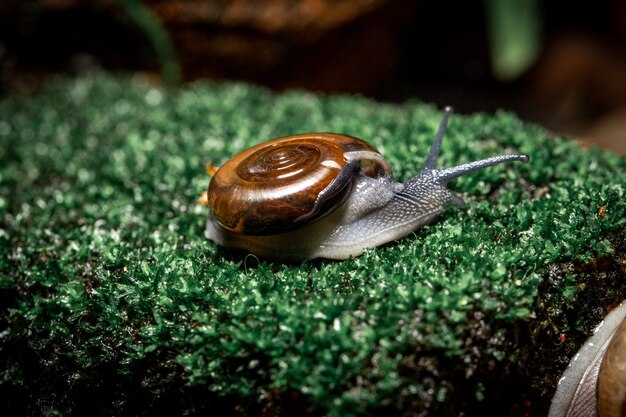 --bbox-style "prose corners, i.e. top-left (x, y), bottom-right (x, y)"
top-left (597, 314), bottom-right (626, 417)
top-left (207, 133), bottom-right (383, 235)
top-left (548, 300), bottom-right (626, 417)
